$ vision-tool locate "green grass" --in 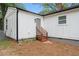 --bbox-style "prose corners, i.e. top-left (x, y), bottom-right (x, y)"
top-left (0, 39), bottom-right (11, 48)
top-left (0, 38), bottom-right (36, 48)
